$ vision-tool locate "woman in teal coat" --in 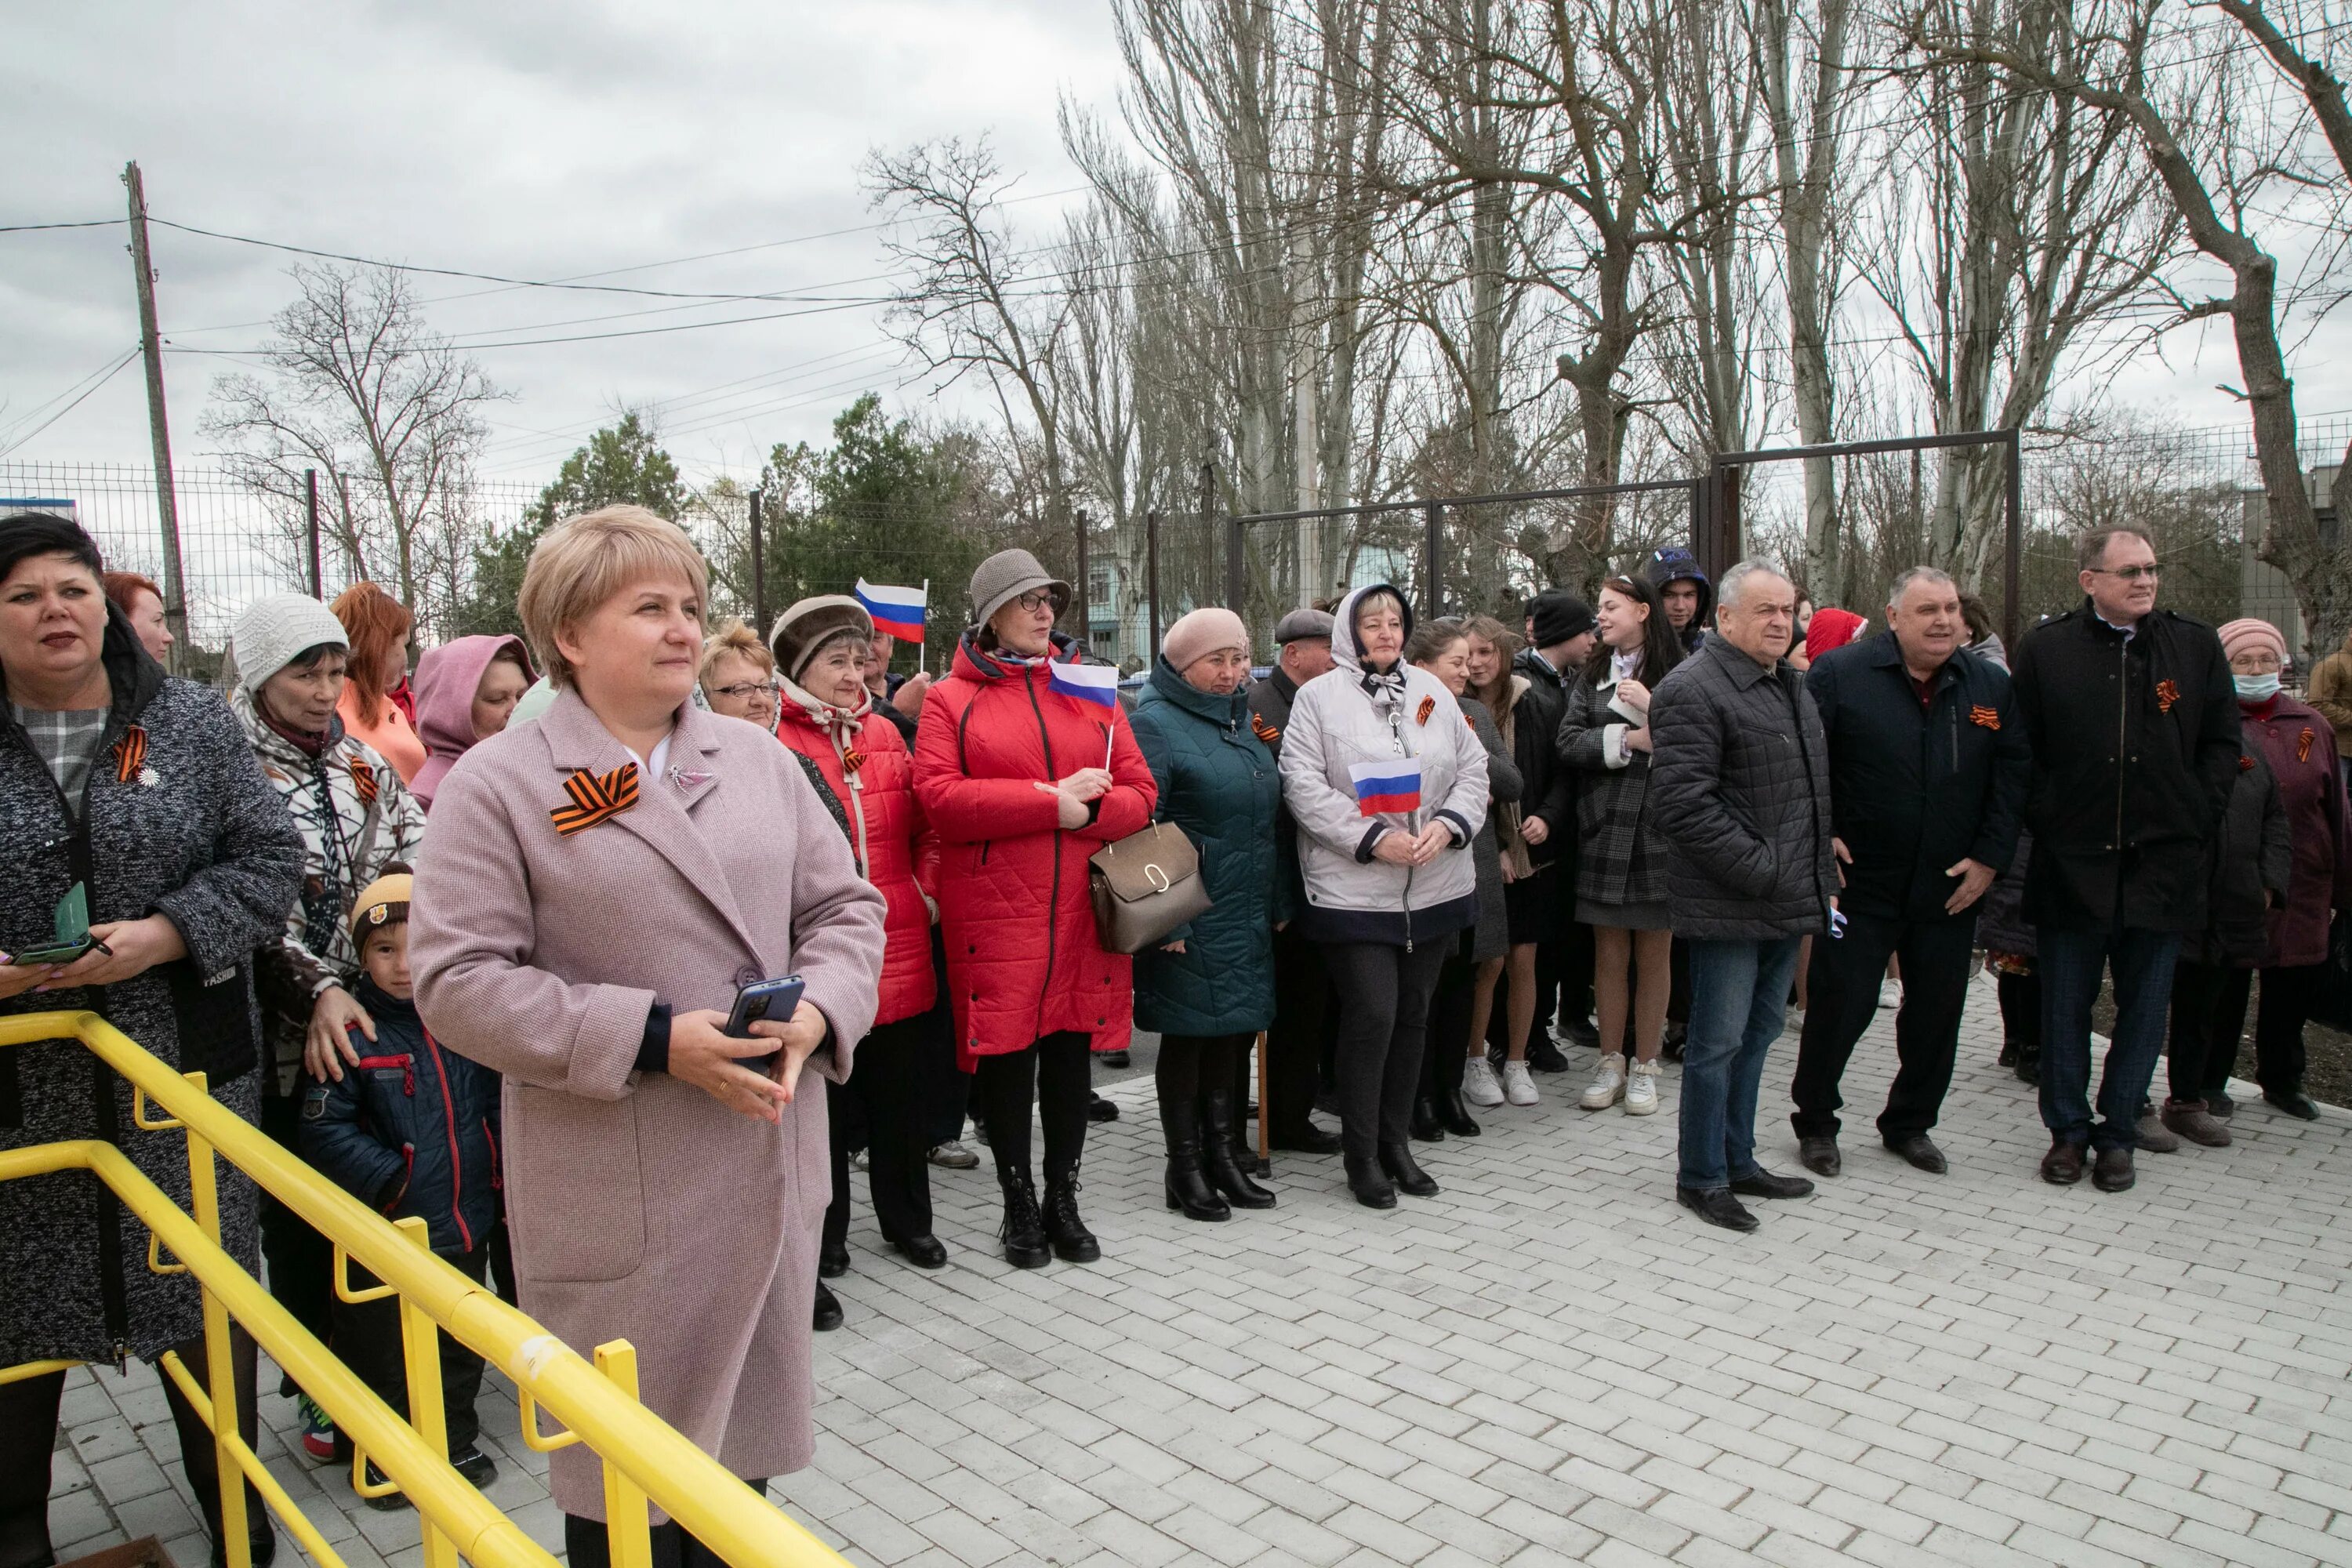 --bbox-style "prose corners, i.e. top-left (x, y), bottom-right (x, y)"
top-left (1129, 608), bottom-right (1287, 1221)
